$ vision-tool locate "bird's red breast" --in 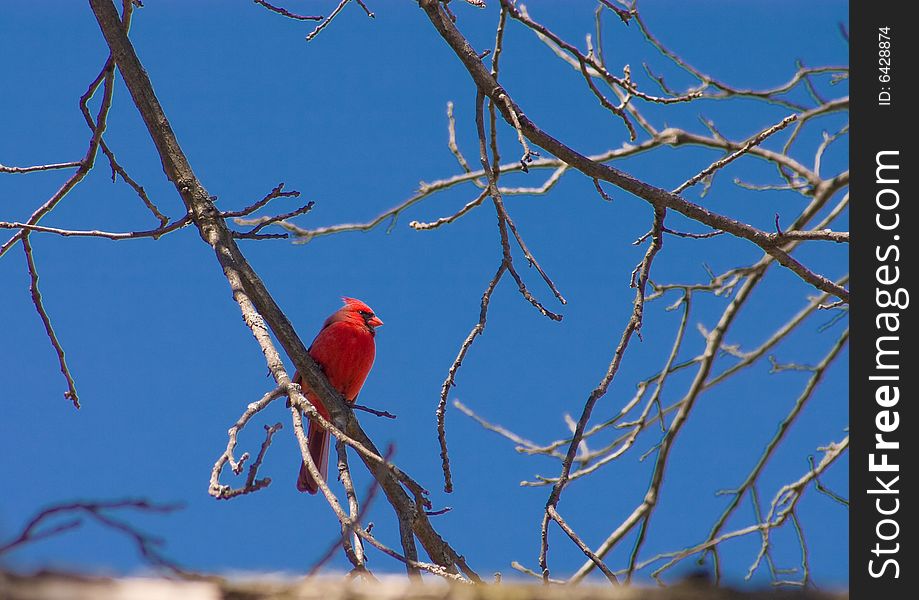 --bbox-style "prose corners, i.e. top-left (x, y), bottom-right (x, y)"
top-left (307, 319), bottom-right (376, 411)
